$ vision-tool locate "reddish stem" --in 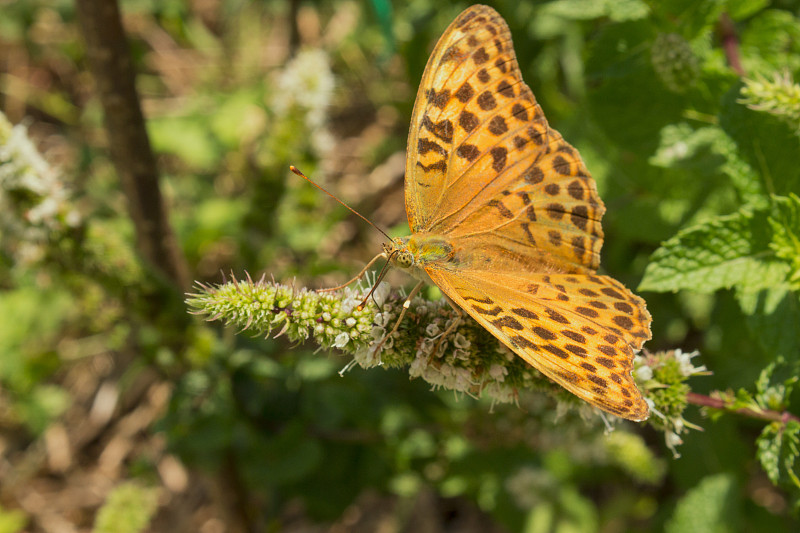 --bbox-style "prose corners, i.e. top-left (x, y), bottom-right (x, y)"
top-left (719, 13), bottom-right (746, 77)
top-left (687, 392), bottom-right (800, 424)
